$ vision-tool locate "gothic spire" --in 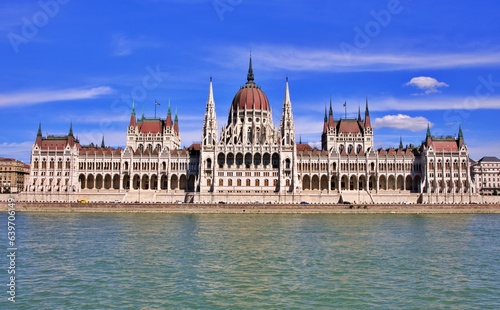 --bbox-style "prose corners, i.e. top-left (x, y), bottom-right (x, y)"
top-left (426, 123), bottom-right (431, 138)
top-left (202, 76), bottom-right (218, 146)
top-left (324, 105), bottom-right (327, 122)
top-left (174, 107), bottom-right (179, 134)
top-left (101, 136), bottom-right (105, 148)
top-left (280, 76), bottom-right (295, 146)
top-left (364, 97), bottom-right (371, 128)
top-left (68, 122), bottom-right (73, 137)
top-left (399, 136), bottom-right (403, 149)
top-left (247, 54), bottom-right (254, 83)
top-left (458, 124), bottom-right (464, 139)
top-left (357, 105), bottom-right (361, 121)
top-left (37, 122), bottom-right (42, 137)
top-left (329, 98), bottom-right (333, 117)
